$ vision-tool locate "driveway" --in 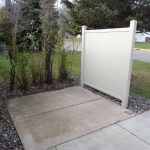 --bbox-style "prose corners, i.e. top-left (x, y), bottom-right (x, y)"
top-left (8, 87), bottom-right (133, 150)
